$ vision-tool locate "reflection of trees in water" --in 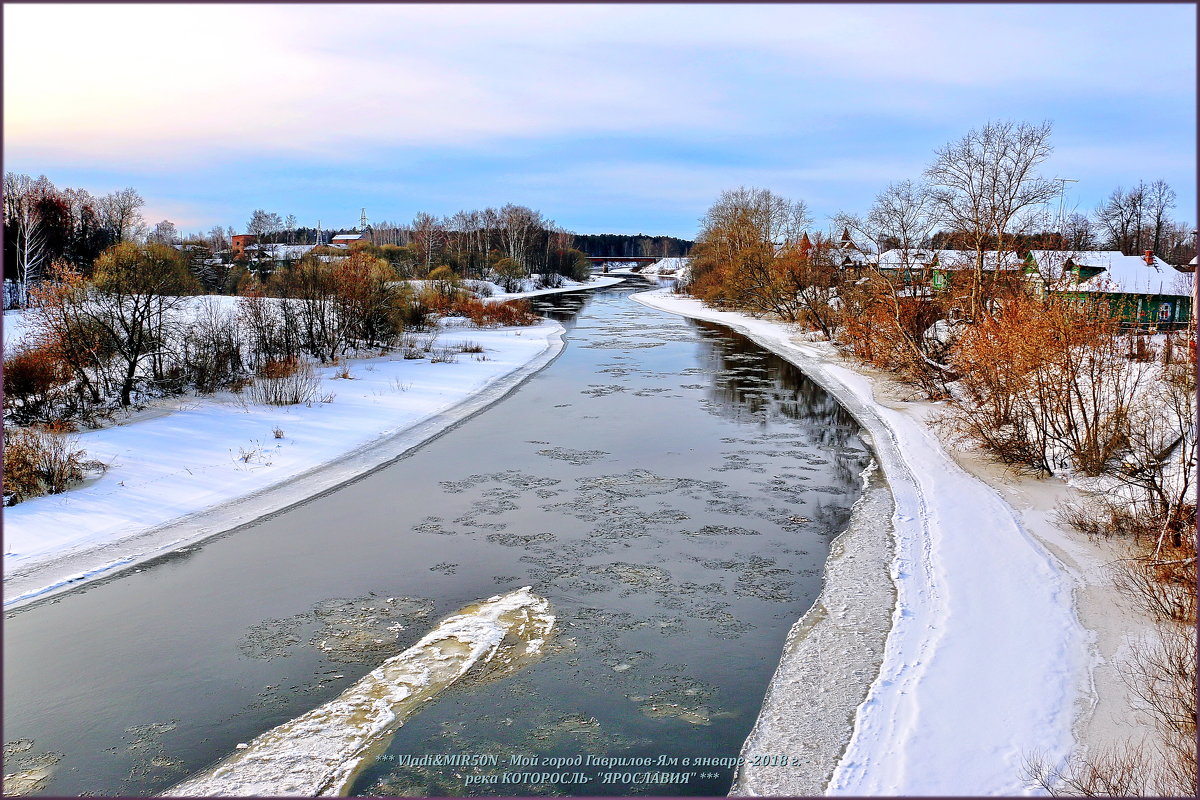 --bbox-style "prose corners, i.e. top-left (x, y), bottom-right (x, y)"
top-left (690, 321), bottom-right (859, 442)
top-left (528, 278), bottom-right (654, 324)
